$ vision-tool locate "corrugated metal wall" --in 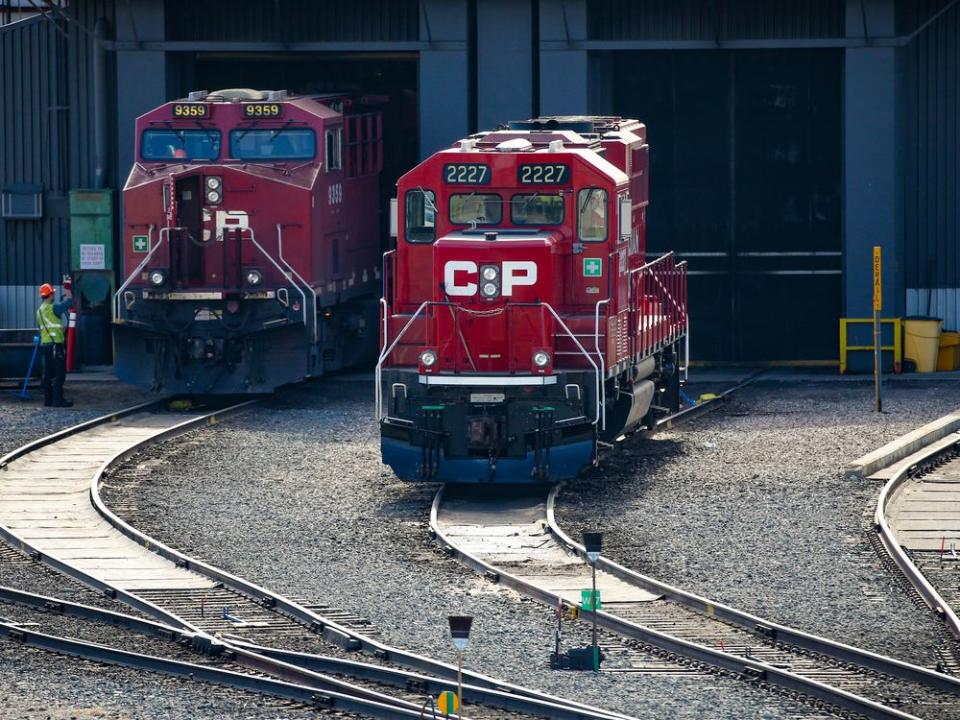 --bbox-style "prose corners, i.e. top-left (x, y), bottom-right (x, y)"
top-left (587, 0), bottom-right (844, 41)
top-left (165, 0), bottom-right (419, 42)
top-left (0, 0), bottom-right (115, 329)
top-left (902, 0), bottom-right (960, 329)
